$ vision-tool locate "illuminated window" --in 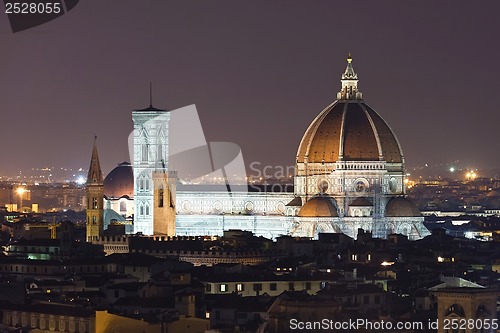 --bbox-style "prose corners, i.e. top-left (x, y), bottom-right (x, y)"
top-left (219, 284), bottom-right (227, 292)
top-left (236, 283), bottom-right (244, 292)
